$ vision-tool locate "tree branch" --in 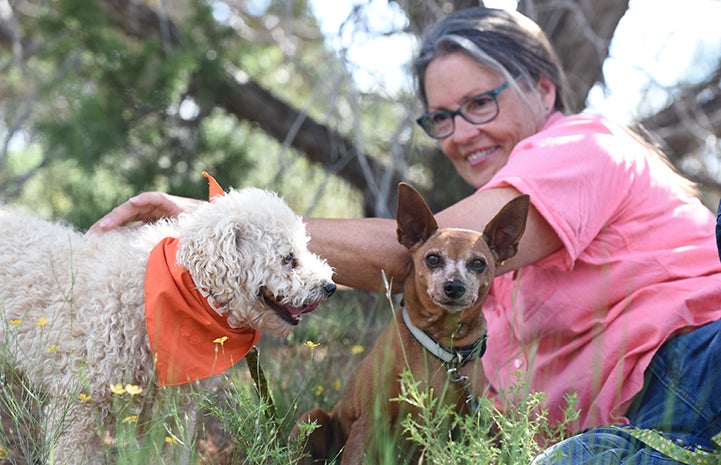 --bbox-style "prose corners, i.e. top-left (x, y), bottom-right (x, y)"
top-left (98, 0), bottom-right (402, 216)
top-left (640, 66), bottom-right (721, 190)
top-left (518, 0), bottom-right (629, 112)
